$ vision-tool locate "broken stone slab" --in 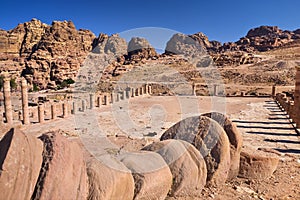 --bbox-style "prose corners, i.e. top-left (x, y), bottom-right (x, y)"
top-left (239, 146), bottom-right (279, 180)
top-left (202, 112), bottom-right (243, 180)
top-left (118, 151), bottom-right (172, 200)
top-left (0, 128), bottom-right (43, 200)
top-left (142, 139), bottom-right (207, 197)
top-left (31, 131), bottom-right (88, 200)
top-left (161, 116), bottom-right (231, 187)
top-left (86, 156), bottom-right (135, 200)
